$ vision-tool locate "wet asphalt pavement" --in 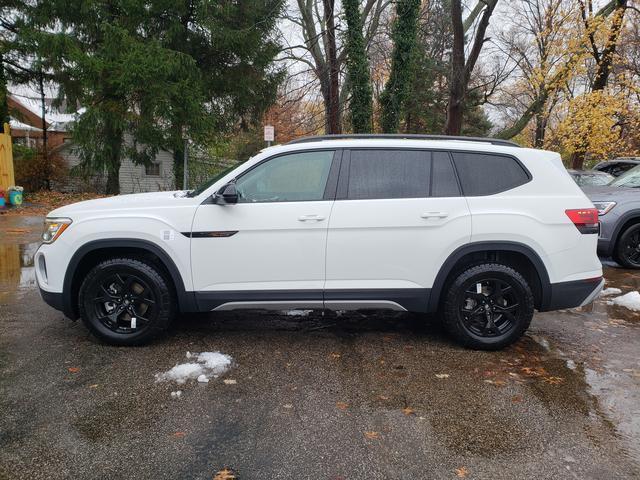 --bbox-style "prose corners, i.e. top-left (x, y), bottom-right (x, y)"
top-left (1, 216), bottom-right (639, 480)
